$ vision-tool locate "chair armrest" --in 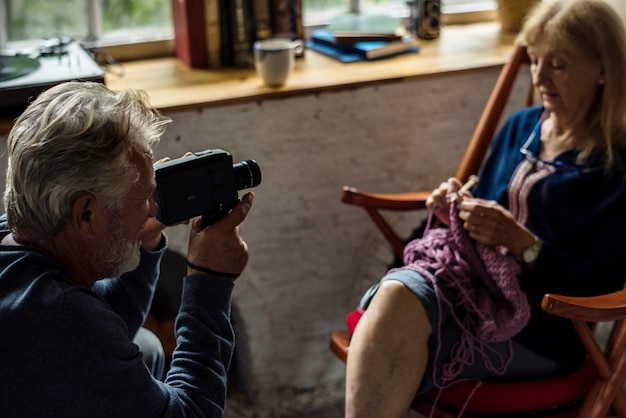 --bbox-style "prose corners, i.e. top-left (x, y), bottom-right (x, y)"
top-left (340, 186), bottom-right (432, 258)
top-left (341, 186), bottom-right (431, 211)
top-left (541, 288), bottom-right (626, 322)
top-left (329, 331), bottom-right (351, 363)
